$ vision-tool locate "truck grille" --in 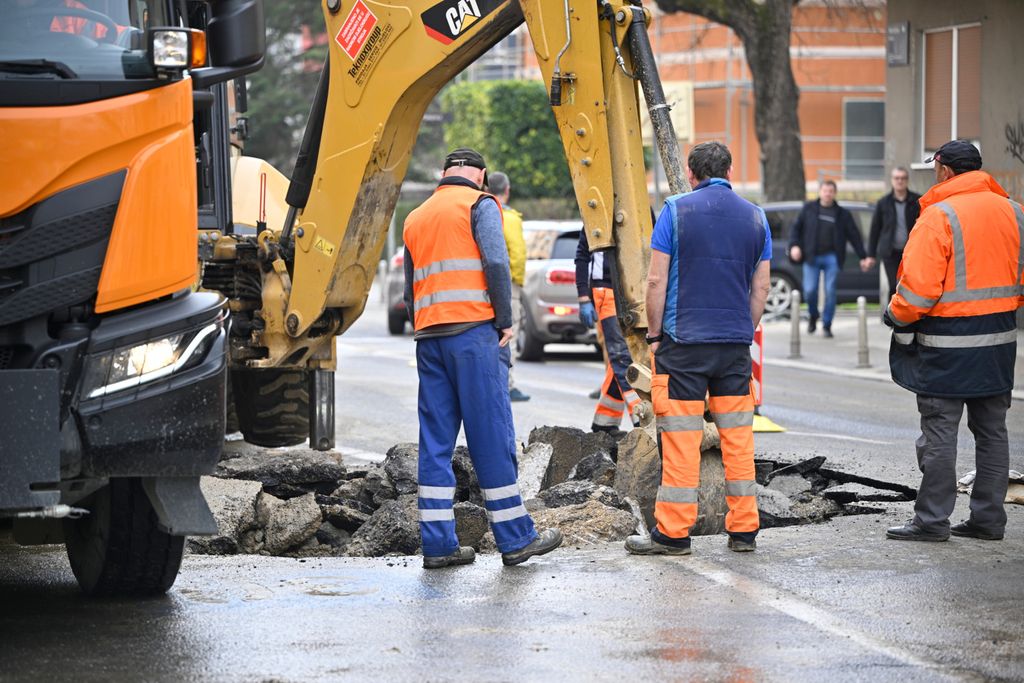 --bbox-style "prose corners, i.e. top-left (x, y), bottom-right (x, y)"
top-left (0, 171), bottom-right (123, 326)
